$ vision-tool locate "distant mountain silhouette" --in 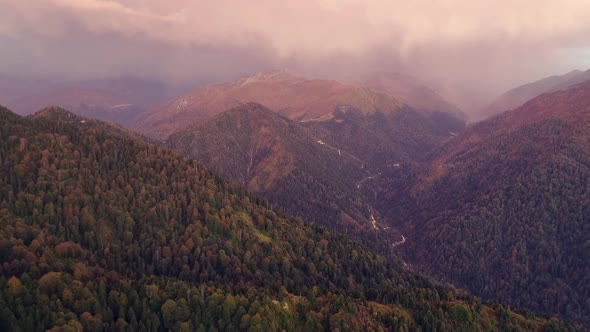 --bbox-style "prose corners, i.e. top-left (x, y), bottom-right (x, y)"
top-left (133, 70), bottom-right (464, 140)
top-left (0, 76), bottom-right (186, 125)
top-left (481, 69), bottom-right (590, 119)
